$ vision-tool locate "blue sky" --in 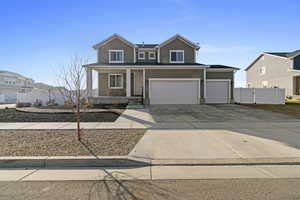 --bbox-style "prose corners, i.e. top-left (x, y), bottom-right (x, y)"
top-left (0, 0), bottom-right (300, 87)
